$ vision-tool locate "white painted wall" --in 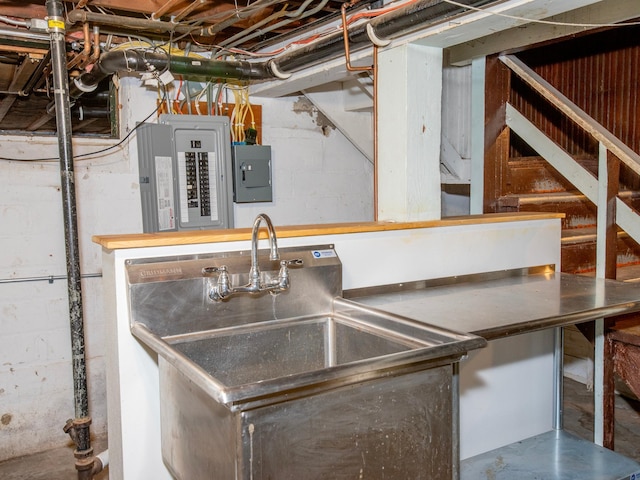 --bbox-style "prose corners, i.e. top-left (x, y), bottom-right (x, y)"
top-left (0, 76), bottom-right (372, 460)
